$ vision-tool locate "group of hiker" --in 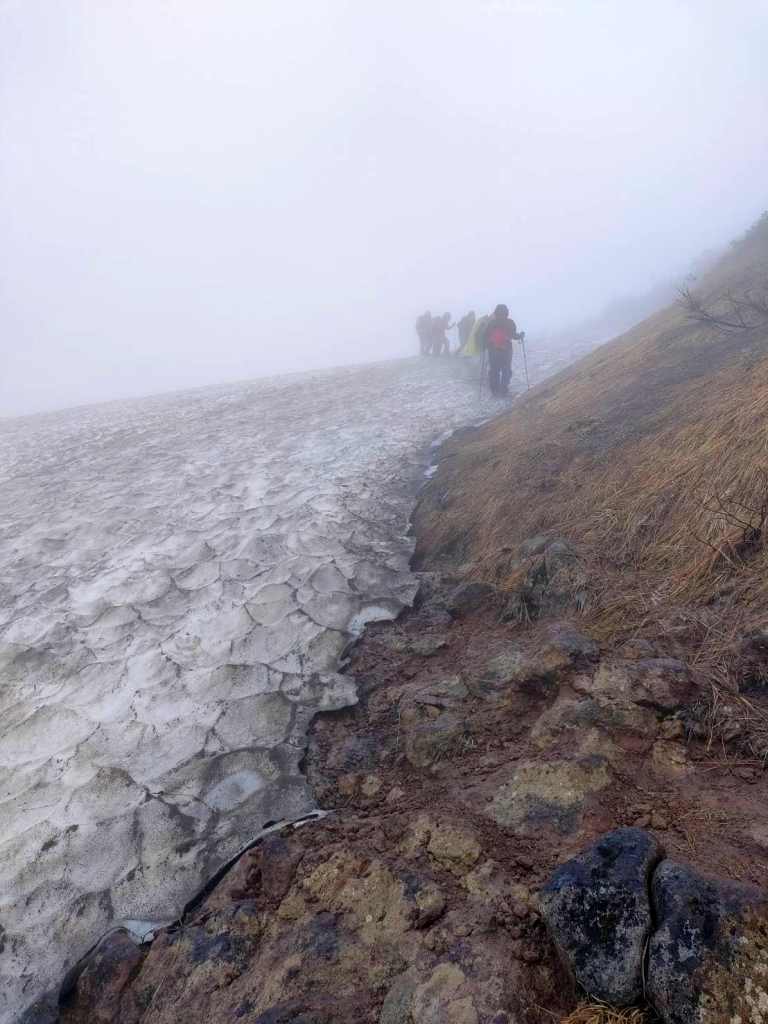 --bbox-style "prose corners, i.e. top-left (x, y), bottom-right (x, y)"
top-left (414, 304), bottom-right (525, 398)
